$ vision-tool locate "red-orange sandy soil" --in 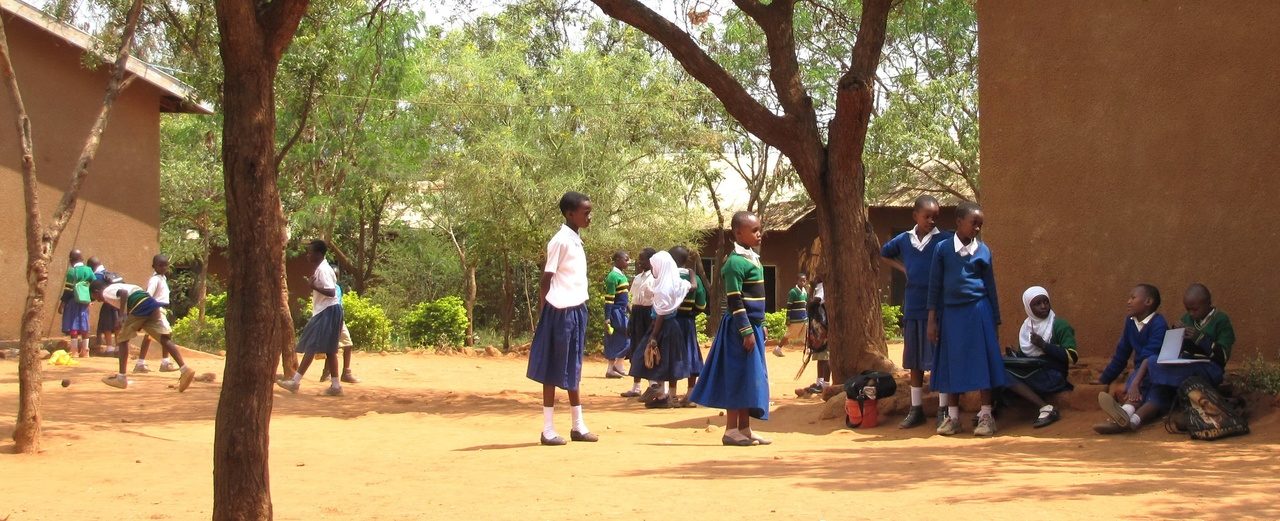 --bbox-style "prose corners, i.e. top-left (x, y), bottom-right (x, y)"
top-left (2, 343), bottom-right (1278, 520)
